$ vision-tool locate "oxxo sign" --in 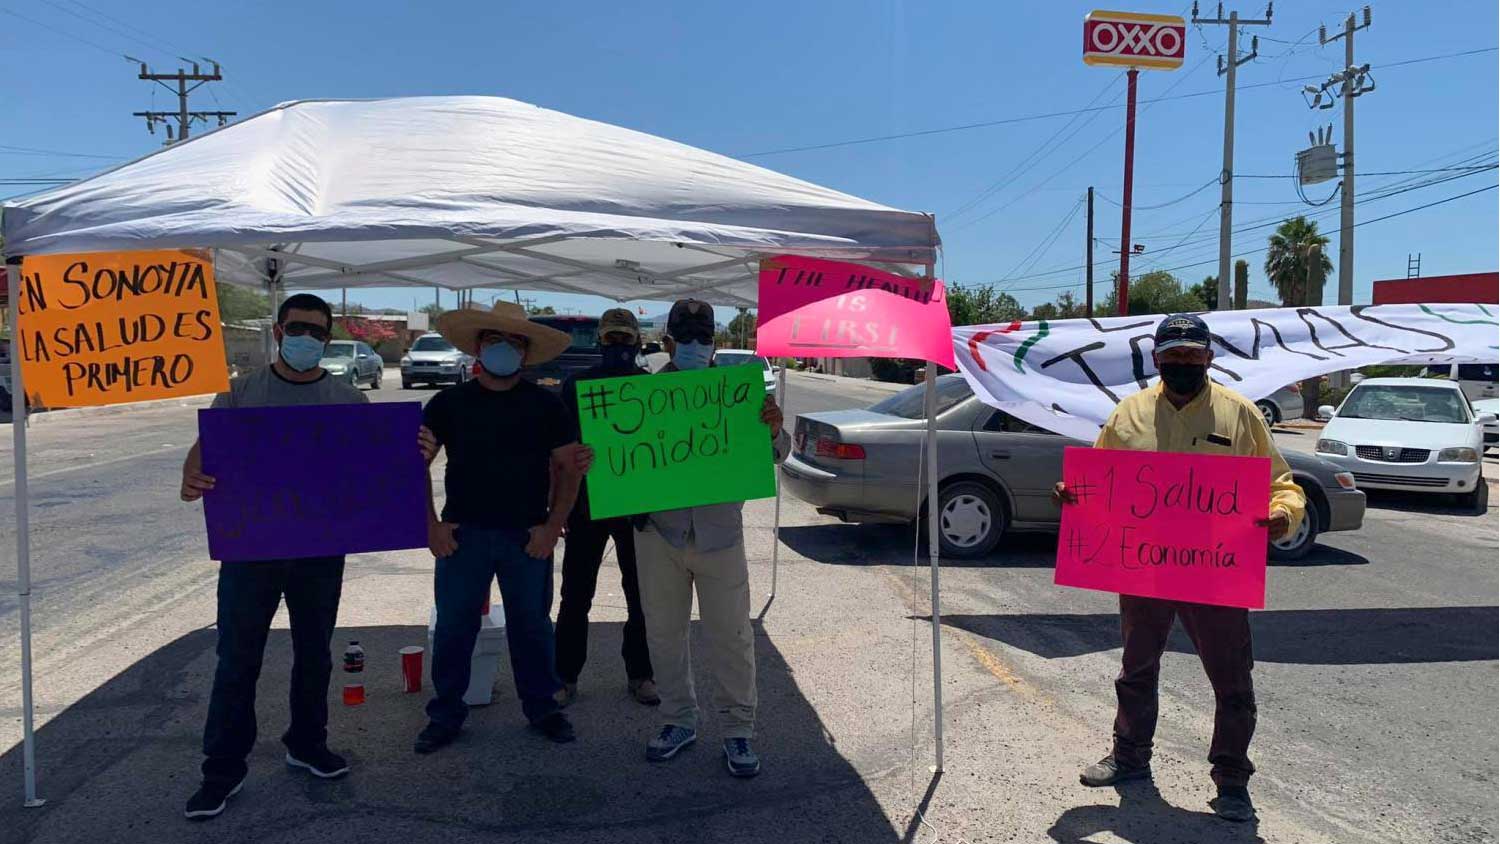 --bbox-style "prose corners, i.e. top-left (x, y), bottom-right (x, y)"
top-left (1083, 10), bottom-right (1186, 70)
